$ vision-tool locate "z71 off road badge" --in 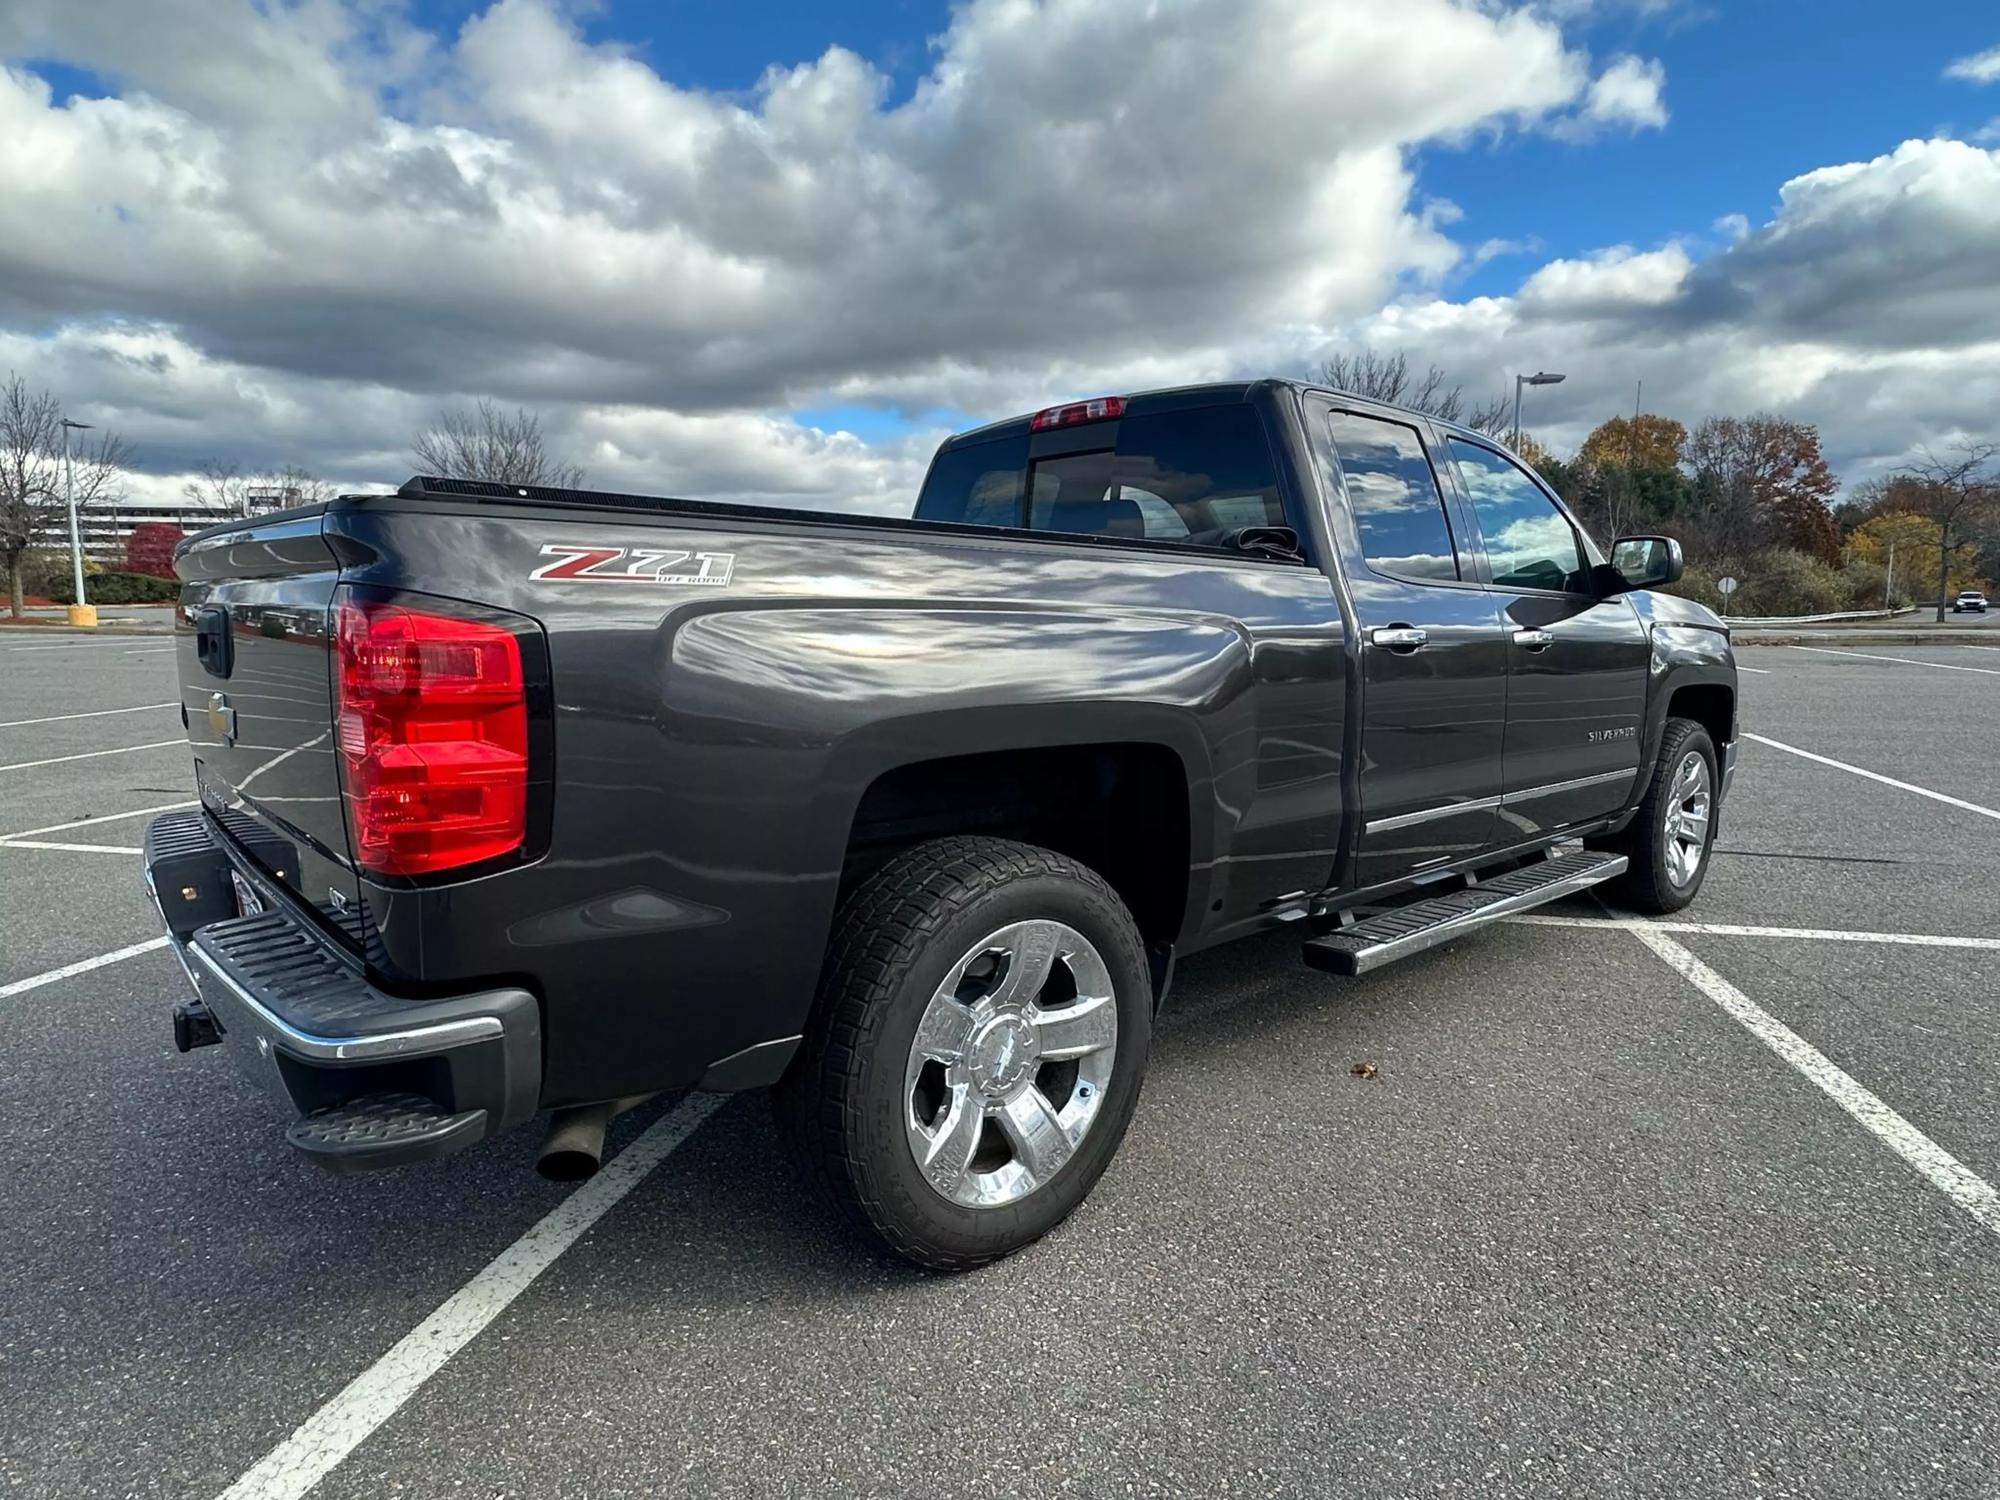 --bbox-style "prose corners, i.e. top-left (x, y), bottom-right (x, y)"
top-left (529, 545), bottom-right (735, 587)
